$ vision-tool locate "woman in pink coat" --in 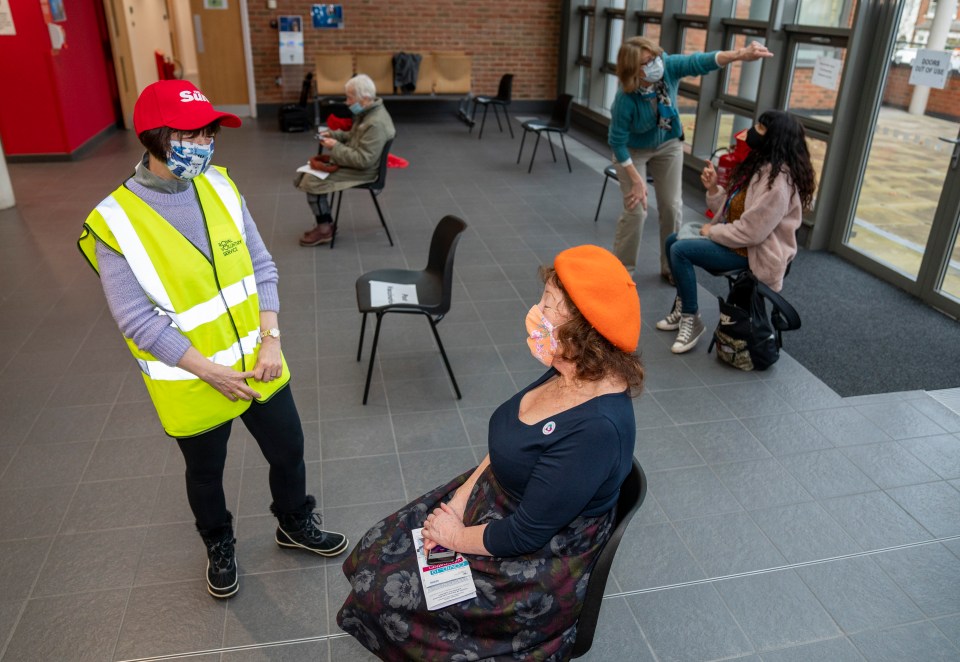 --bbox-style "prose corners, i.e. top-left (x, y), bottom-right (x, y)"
top-left (656, 109), bottom-right (816, 354)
